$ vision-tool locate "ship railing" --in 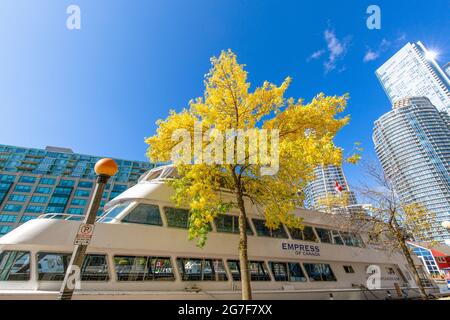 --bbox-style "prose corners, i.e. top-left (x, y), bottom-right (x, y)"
top-left (37, 213), bottom-right (119, 223)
